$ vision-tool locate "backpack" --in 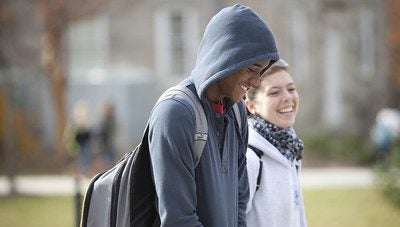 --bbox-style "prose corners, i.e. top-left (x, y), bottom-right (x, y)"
top-left (80, 85), bottom-right (242, 227)
top-left (248, 144), bottom-right (263, 192)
